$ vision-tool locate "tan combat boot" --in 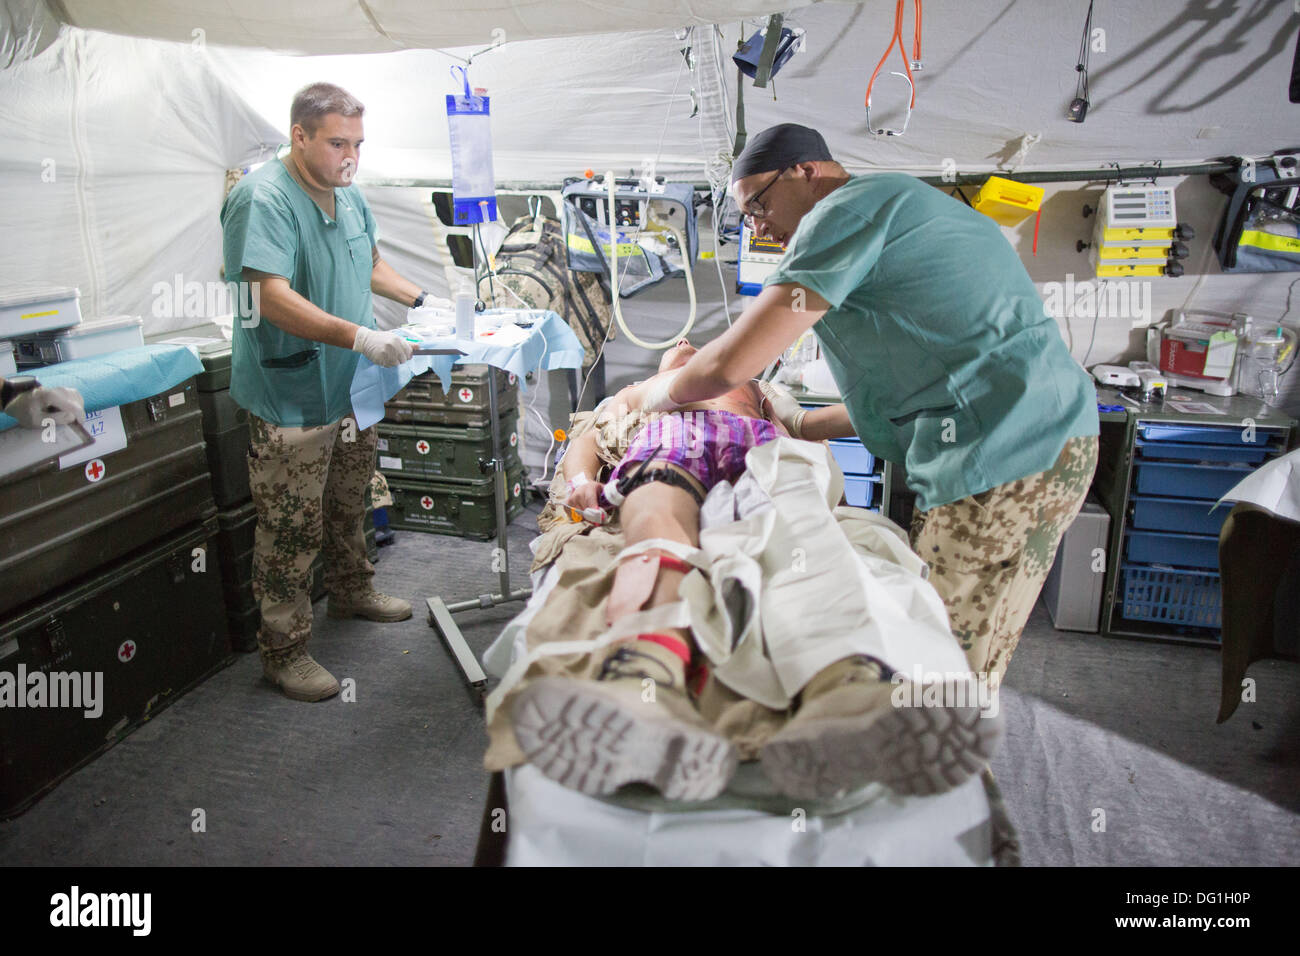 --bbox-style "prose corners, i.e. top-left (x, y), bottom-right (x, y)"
top-left (262, 645), bottom-right (341, 702)
top-left (760, 655), bottom-right (1003, 799)
top-left (512, 636), bottom-right (737, 801)
top-left (327, 590), bottom-right (413, 622)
